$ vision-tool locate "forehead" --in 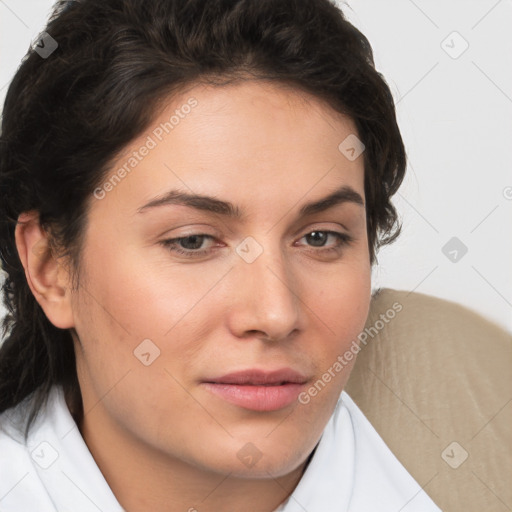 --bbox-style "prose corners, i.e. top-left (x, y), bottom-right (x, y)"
top-left (91, 79), bottom-right (365, 221)
top-left (169, 78), bottom-right (359, 149)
